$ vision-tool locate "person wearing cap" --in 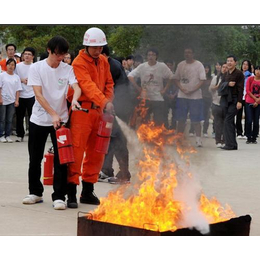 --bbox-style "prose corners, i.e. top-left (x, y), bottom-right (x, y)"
top-left (14, 53), bottom-right (21, 63)
top-left (0, 44), bottom-right (20, 71)
top-left (66, 27), bottom-right (114, 208)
